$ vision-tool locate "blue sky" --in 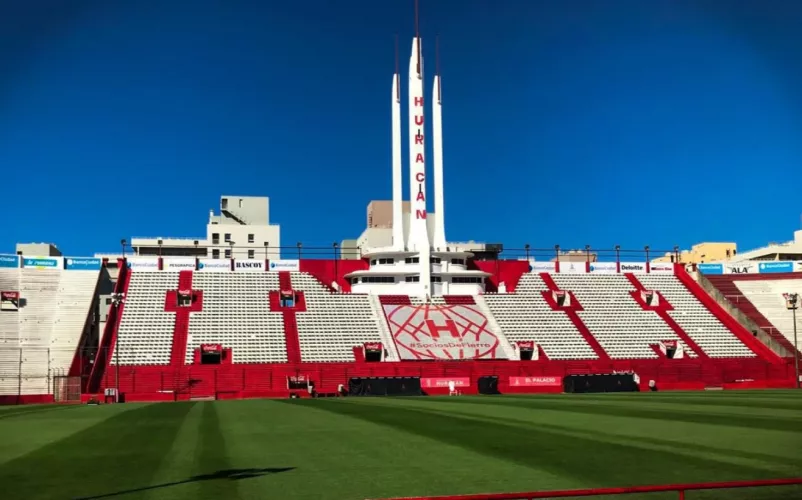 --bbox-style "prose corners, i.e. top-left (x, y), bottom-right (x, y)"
top-left (1, 0), bottom-right (801, 258)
